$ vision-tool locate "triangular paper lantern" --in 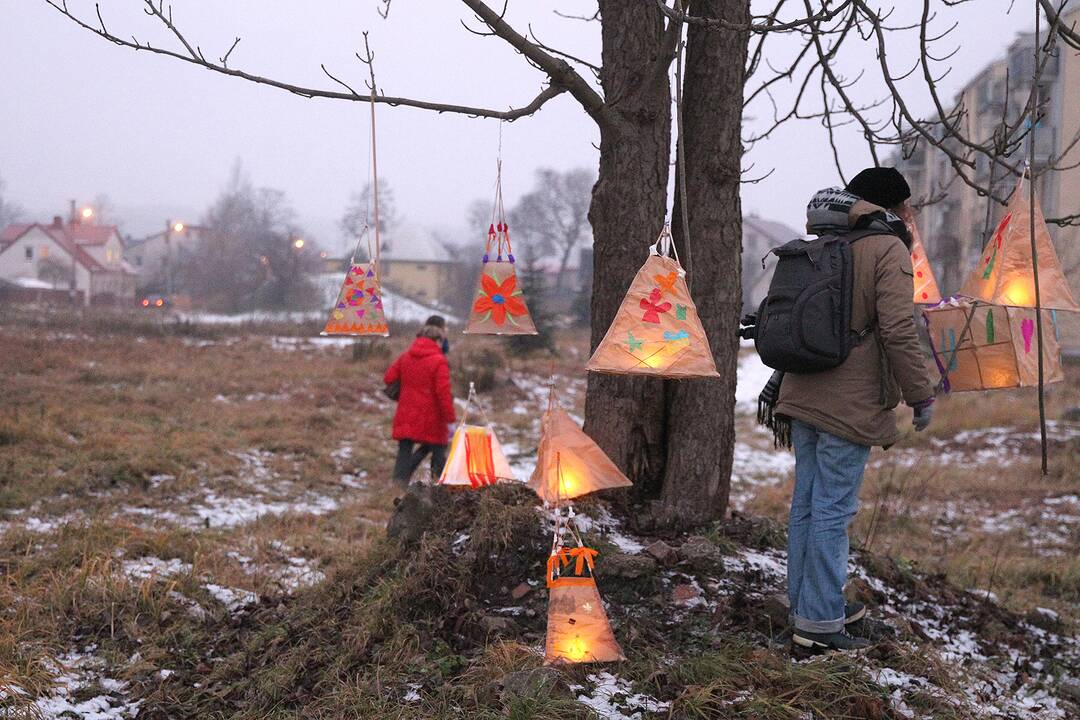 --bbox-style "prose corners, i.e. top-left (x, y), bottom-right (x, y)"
top-left (586, 233), bottom-right (718, 377)
top-left (959, 177), bottom-right (1080, 312)
top-left (904, 210), bottom-right (942, 305)
top-left (544, 547), bottom-right (625, 665)
top-left (527, 408), bottom-right (632, 504)
top-left (438, 424), bottom-right (516, 488)
top-left (464, 258), bottom-right (538, 335)
top-left (321, 261), bottom-right (389, 336)
top-left (924, 299), bottom-right (1063, 392)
